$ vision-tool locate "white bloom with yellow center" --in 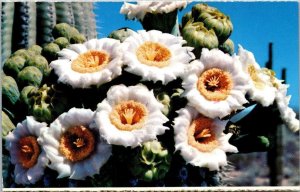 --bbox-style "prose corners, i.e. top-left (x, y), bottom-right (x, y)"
top-left (173, 106), bottom-right (238, 171)
top-left (183, 48), bottom-right (249, 119)
top-left (39, 108), bottom-right (112, 180)
top-left (120, 1), bottom-right (188, 21)
top-left (275, 81), bottom-right (299, 132)
top-left (94, 84), bottom-right (169, 148)
top-left (5, 116), bottom-right (48, 185)
top-left (238, 45), bottom-right (277, 106)
top-left (50, 38), bottom-right (123, 88)
top-left (122, 30), bottom-right (195, 84)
